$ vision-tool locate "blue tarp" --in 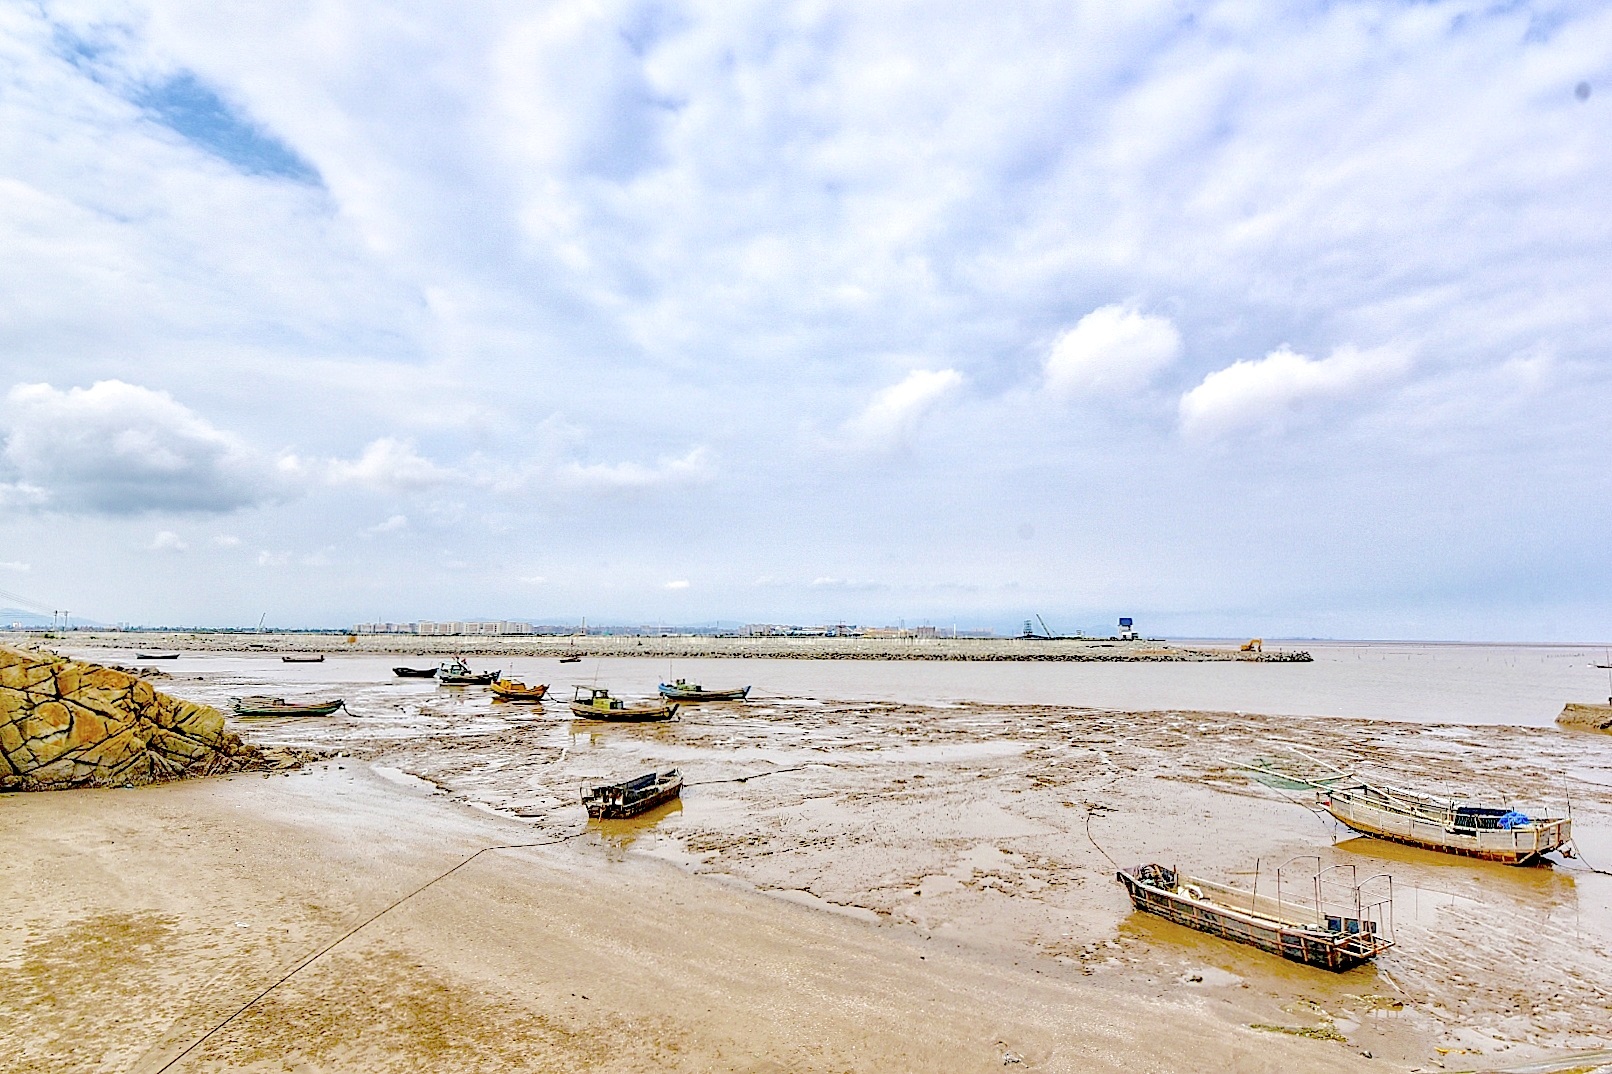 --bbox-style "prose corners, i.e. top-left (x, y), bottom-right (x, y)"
top-left (1498, 810), bottom-right (1532, 829)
